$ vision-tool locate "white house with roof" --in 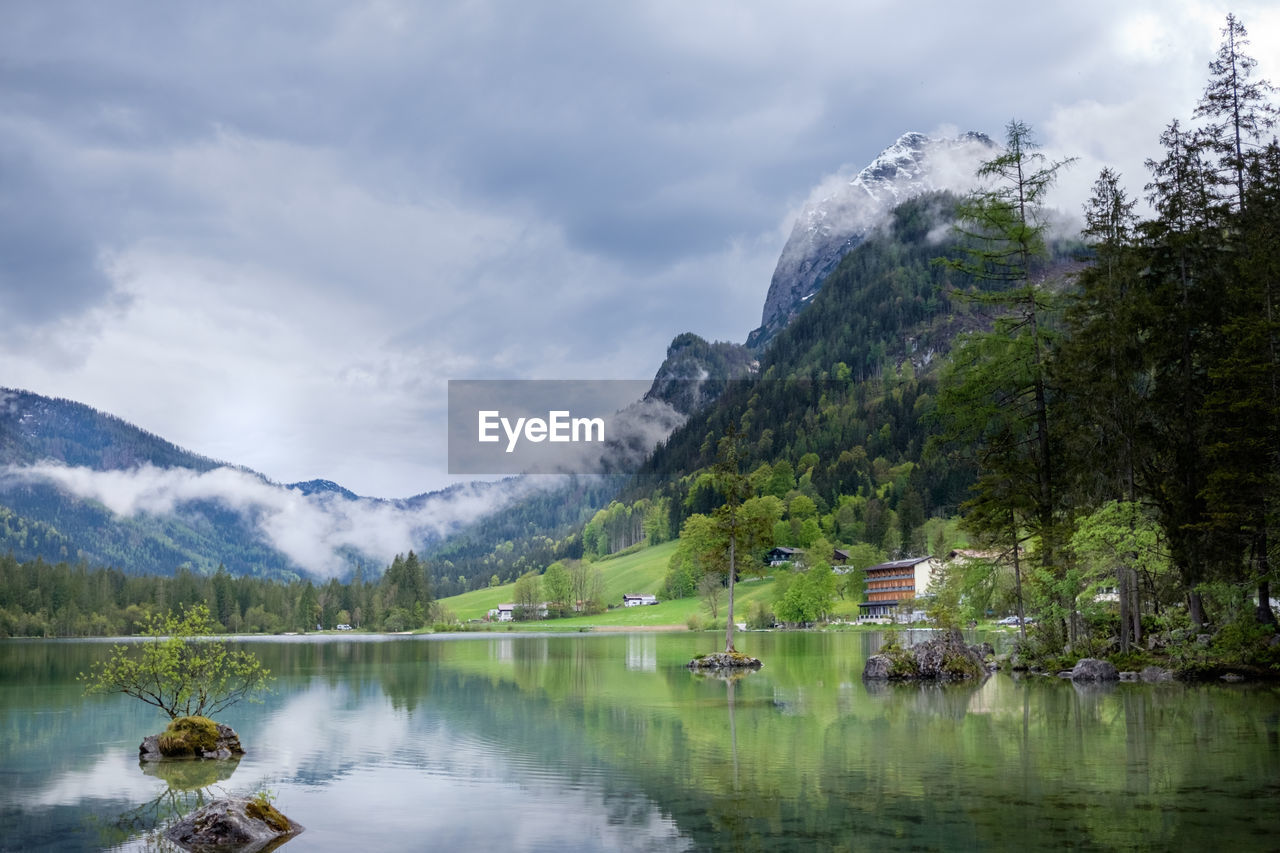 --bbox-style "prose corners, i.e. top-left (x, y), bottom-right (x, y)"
top-left (487, 602), bottom-right (549, 621)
